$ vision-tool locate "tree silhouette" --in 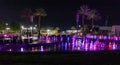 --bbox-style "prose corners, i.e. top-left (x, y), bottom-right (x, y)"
top-left (87, 10), bottom-right (101, 31)
top-left (78, 5), bottom-right (91, 35)
top-left (34, 8), bottom-right (47, 39)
